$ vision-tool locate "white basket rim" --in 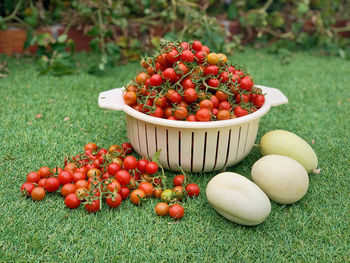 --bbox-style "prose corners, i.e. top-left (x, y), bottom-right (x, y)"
top-left (122, 85), bottom-right (273, 129)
